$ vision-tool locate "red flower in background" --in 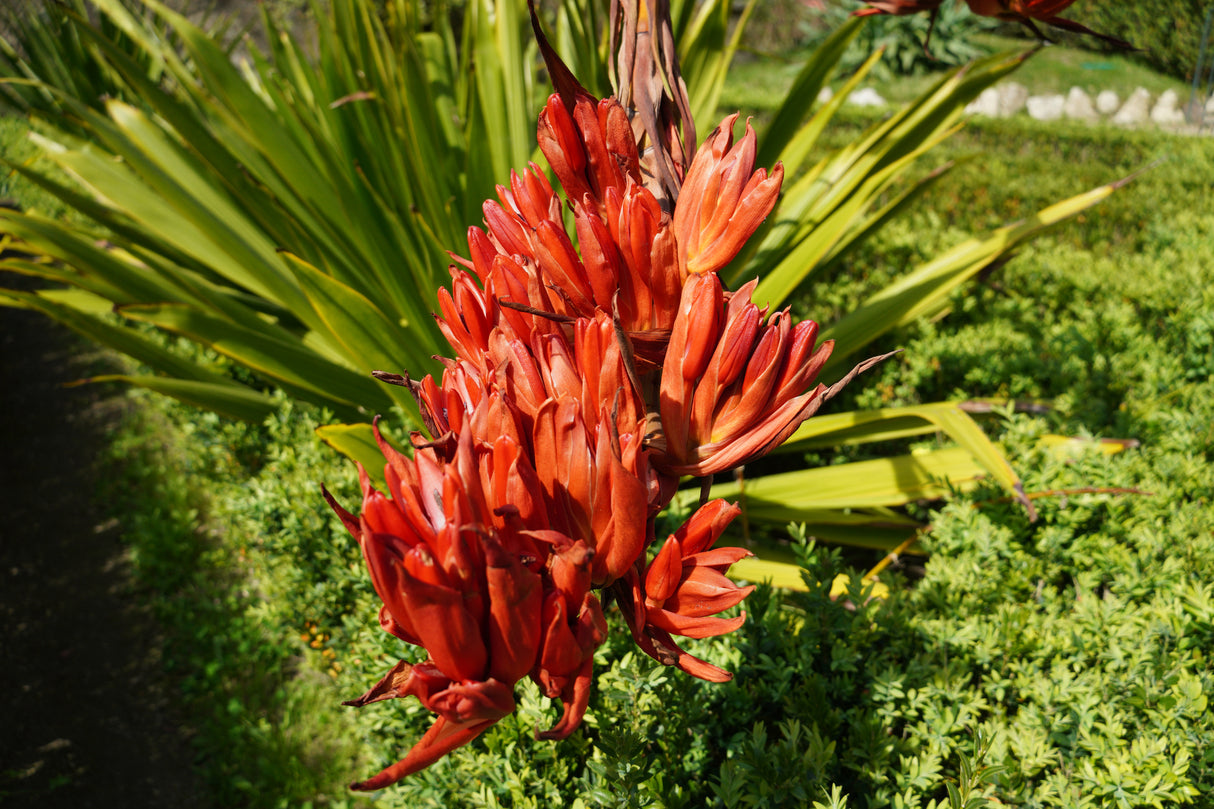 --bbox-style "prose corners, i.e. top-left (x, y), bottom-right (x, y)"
top-left (324, 8), bottom-right (891, 790)
top-left (854, 0), bottom-right (946, 15)
top-left (856, 0), bottom-right (1134, 50)
top-left (963, 0), bottom-right (1133, 49)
